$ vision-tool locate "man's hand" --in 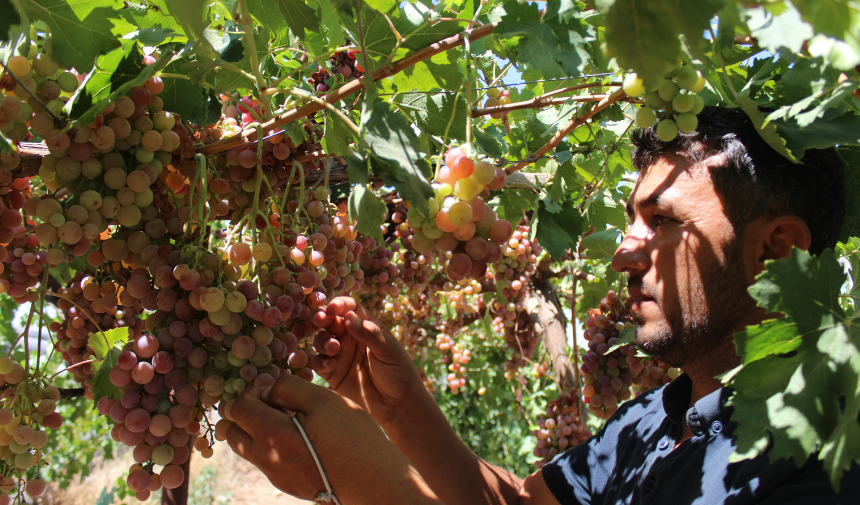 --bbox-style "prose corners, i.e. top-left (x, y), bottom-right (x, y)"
top-left (309, 296), bottom-right (426, 428)
top-left (225, 373), bottom-right (441, 505)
